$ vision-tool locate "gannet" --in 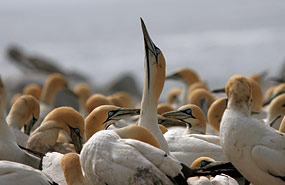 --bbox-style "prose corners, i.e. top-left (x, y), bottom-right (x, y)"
top-left (187, 157), bottom-right (239, 185)
top-left (80, 124), bottom-right (188, 185)
top-left (220, 74), bottom-right (285, 185)
top-left (265, 93), bottom-right (285, 129)
top-left (0, 160), bottom-right (57, 185)
top-left (188, 81), bottom-right (209, 93)
top-left (0, 99), bottom-right (41, 169)
top-left (6, 95), bottom-right (39, 146)
top-left (73, 82), bottom-right (91, 117)
top-left (23, 83), bottom-right (42, 100)
top-left (84, 104), bottom-right (140, 141)
top-left (138, 18), bottom-right (170, 154)
top-left (188, 88), bottom-right (215, 118)
top-left (27, 107), bottom-right (84, 154)
top-left (85, 93), bottom-right (112, 114)
top-left (32, 73), bottom-right (71, 131)
top-left (207, 97), bottom-right (227, 134)
top-left (166, 67), bottom-right (201, 108)
top-left (263, 83), bottom-right (285, 106)
top-left (161, 104), bottom-right (226, 166)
